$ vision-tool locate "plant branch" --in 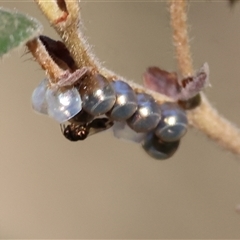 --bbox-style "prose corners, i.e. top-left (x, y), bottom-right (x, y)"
top-left (189, 94), bottom-right (240, 155)
top-left (26, 38), bottom-right (65, 84)
top-left (26, 37), bottom-right (90, 89)
top-left (33, 0), bottom-right (240, 156)
top-left (169, 0), bottom-right (193, 77)
top-left (168, 0), bottom-right (240, 155)
top-left (35, 0), bottom-right (100, 70)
